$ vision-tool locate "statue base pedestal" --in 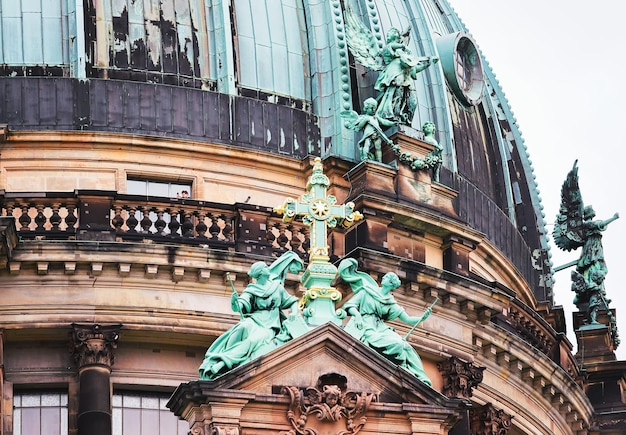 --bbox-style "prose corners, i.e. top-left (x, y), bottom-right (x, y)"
top-left (386, 131), bottom-right (458, 217)
top-left (574, 311), bottom-right (617, 364)
top-left (344, 159), bottom-right (396, 198)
